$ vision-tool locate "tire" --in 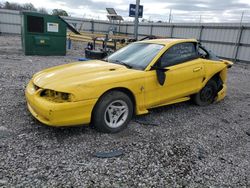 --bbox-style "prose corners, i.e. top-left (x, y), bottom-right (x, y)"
top-left (192, 79), bottom-right (218, 106)
top-left (92, 91), bottom-right (133, 133)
